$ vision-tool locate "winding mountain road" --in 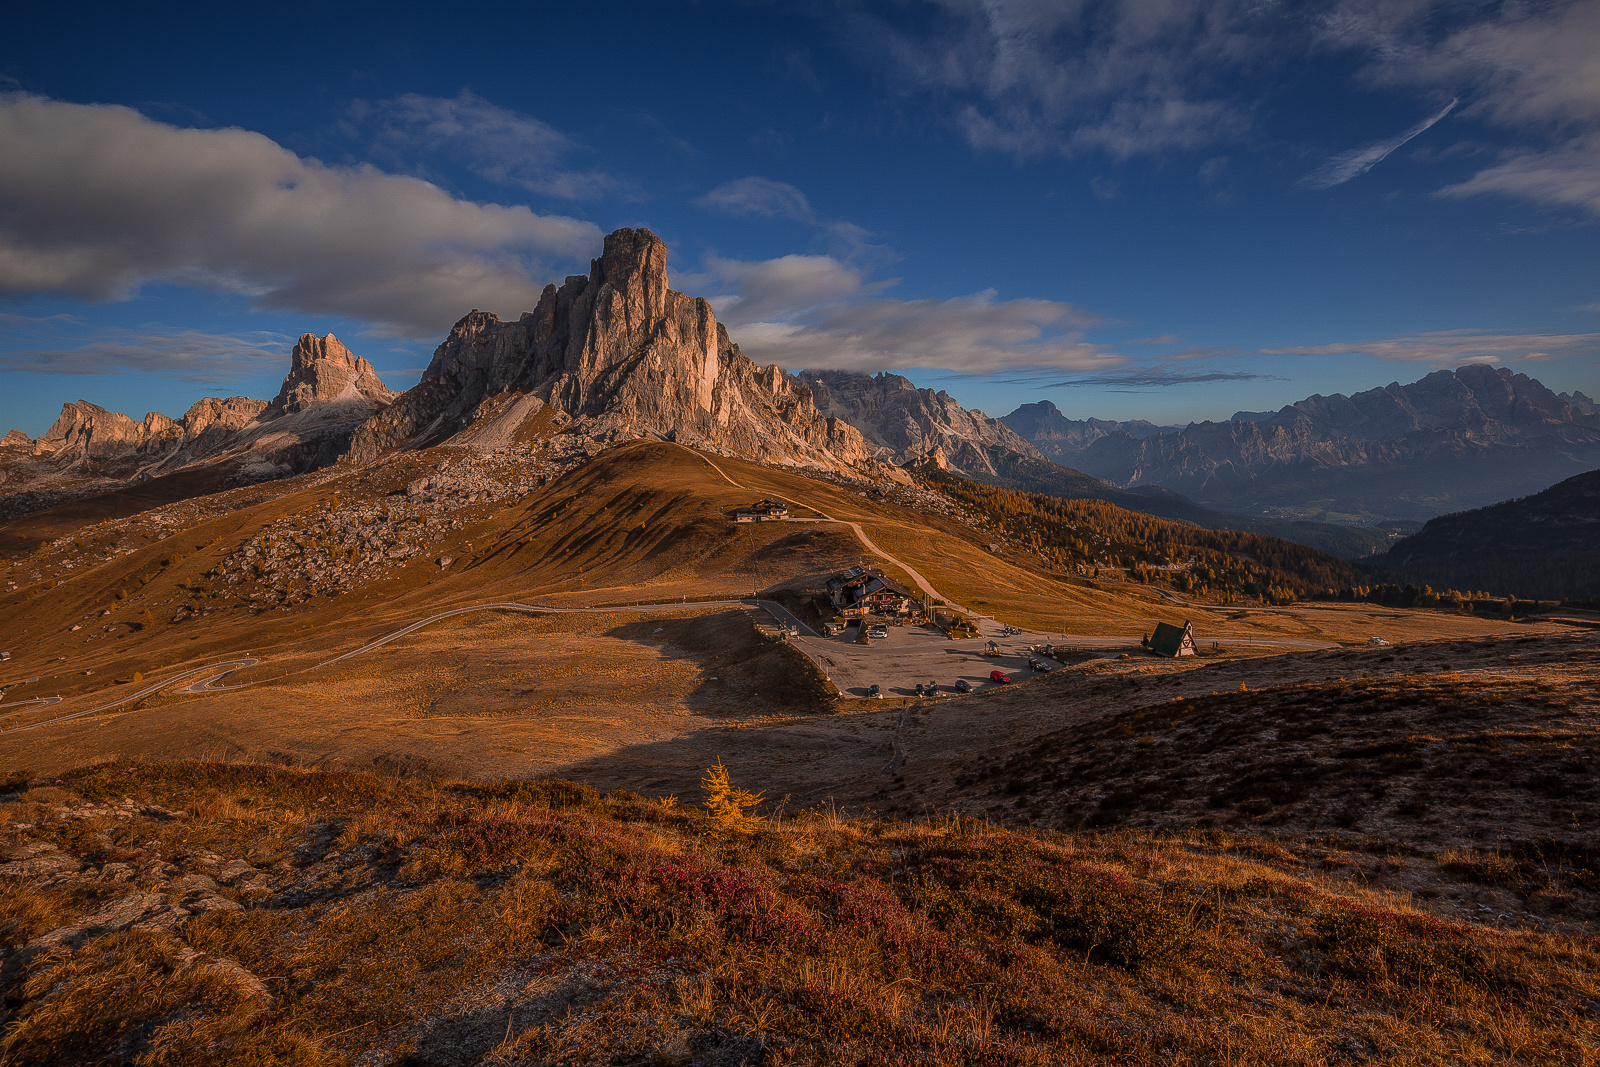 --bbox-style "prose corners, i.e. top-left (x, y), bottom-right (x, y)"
top-left (688, 448), bottom-right (945, 604)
